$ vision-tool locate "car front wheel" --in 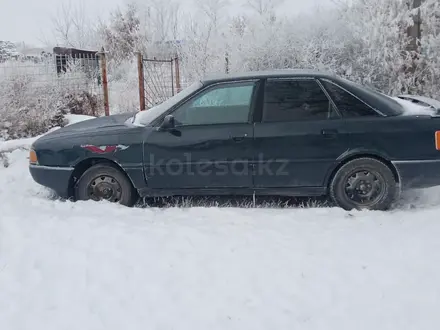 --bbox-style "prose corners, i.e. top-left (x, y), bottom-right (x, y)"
top-left (329, 158), bottom-right (398, 211)
top-left (75, 163), bottom-right (137, 206)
